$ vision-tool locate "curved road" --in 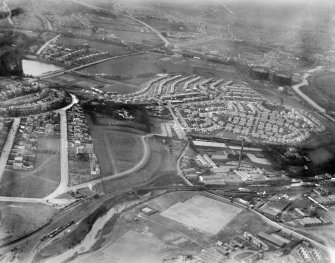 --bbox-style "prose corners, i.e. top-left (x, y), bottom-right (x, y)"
top-left (291, 66), bottom-right (335, 123)
top-left (67, 134), bottom-right (151, 192)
